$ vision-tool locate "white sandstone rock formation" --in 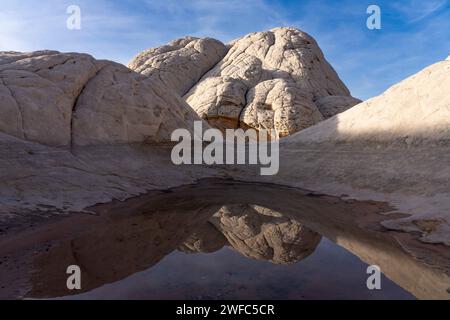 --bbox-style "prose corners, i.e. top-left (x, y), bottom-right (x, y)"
top-left (285, 59), bottom-right (450, 144)
top-left (184, 27), bottom-right (360, 136)
top-left (0, 51), bottom-right (203, 147)
top-left (314, 95), bottom-right (362, 119)
top-left (0, 51), bottom-right (101, 146)
top-left (128, 37), bottom-right (228, 96)
top-left (0, 29), bottom-right (449, 254)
